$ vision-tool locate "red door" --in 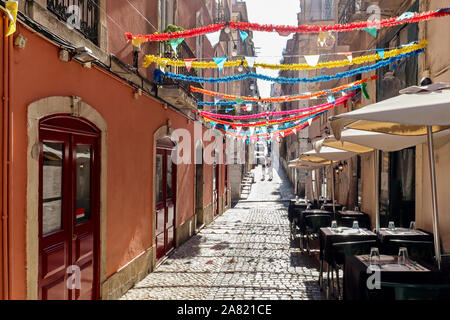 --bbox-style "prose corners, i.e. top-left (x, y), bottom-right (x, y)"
top-left (155, 148), bottom-right (176, 262)
top-left (38, 116), bottom-right (100, 300)
top-left (213, 164), bottom-right (219, 216)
